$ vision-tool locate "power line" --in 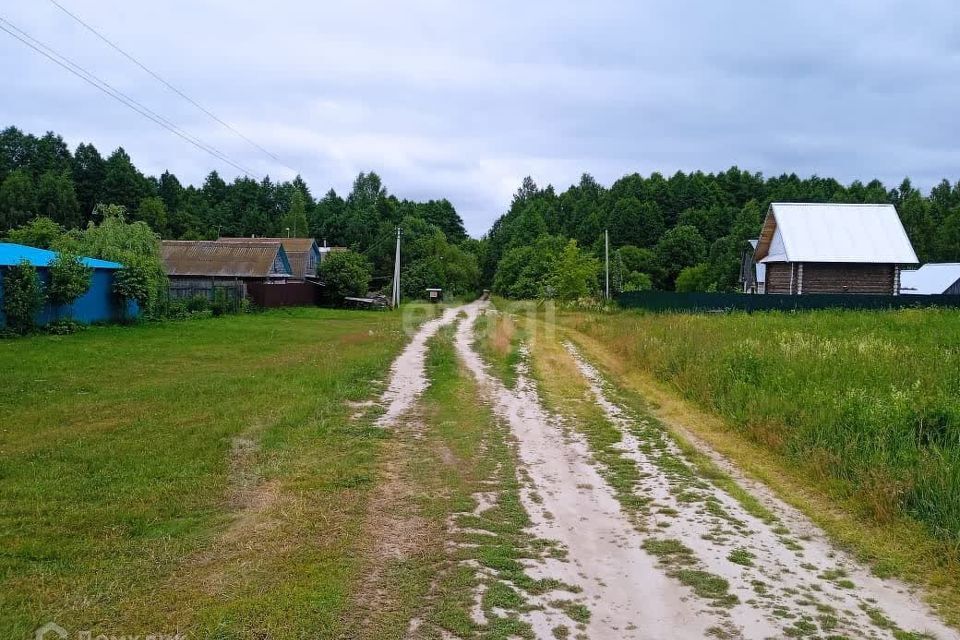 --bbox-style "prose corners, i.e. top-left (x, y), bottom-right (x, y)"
top-left (0, 15), bottom-right (261, 179)
top-left (48, 0), bottom-right (298, 174)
